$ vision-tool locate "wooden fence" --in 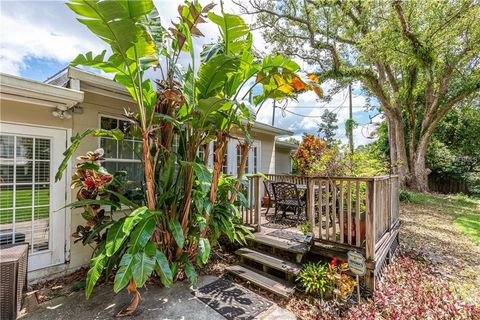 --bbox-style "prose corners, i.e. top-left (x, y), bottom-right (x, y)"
top-left (263, 173), bottom-right (400, 289)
